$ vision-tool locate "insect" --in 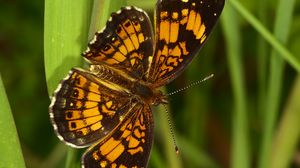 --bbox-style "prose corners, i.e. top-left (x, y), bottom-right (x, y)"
top-left (49, 0), bottom-right (224, 167)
